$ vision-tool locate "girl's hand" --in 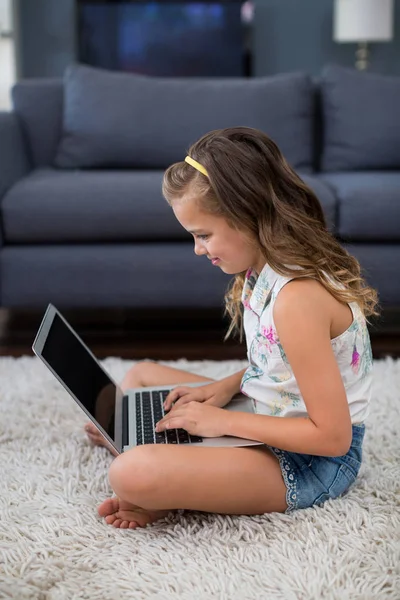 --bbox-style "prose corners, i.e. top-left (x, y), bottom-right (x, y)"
top-left (163, 382), bottom-right (232, 412)
top-left (155, 402), bottom-right (229, 438)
